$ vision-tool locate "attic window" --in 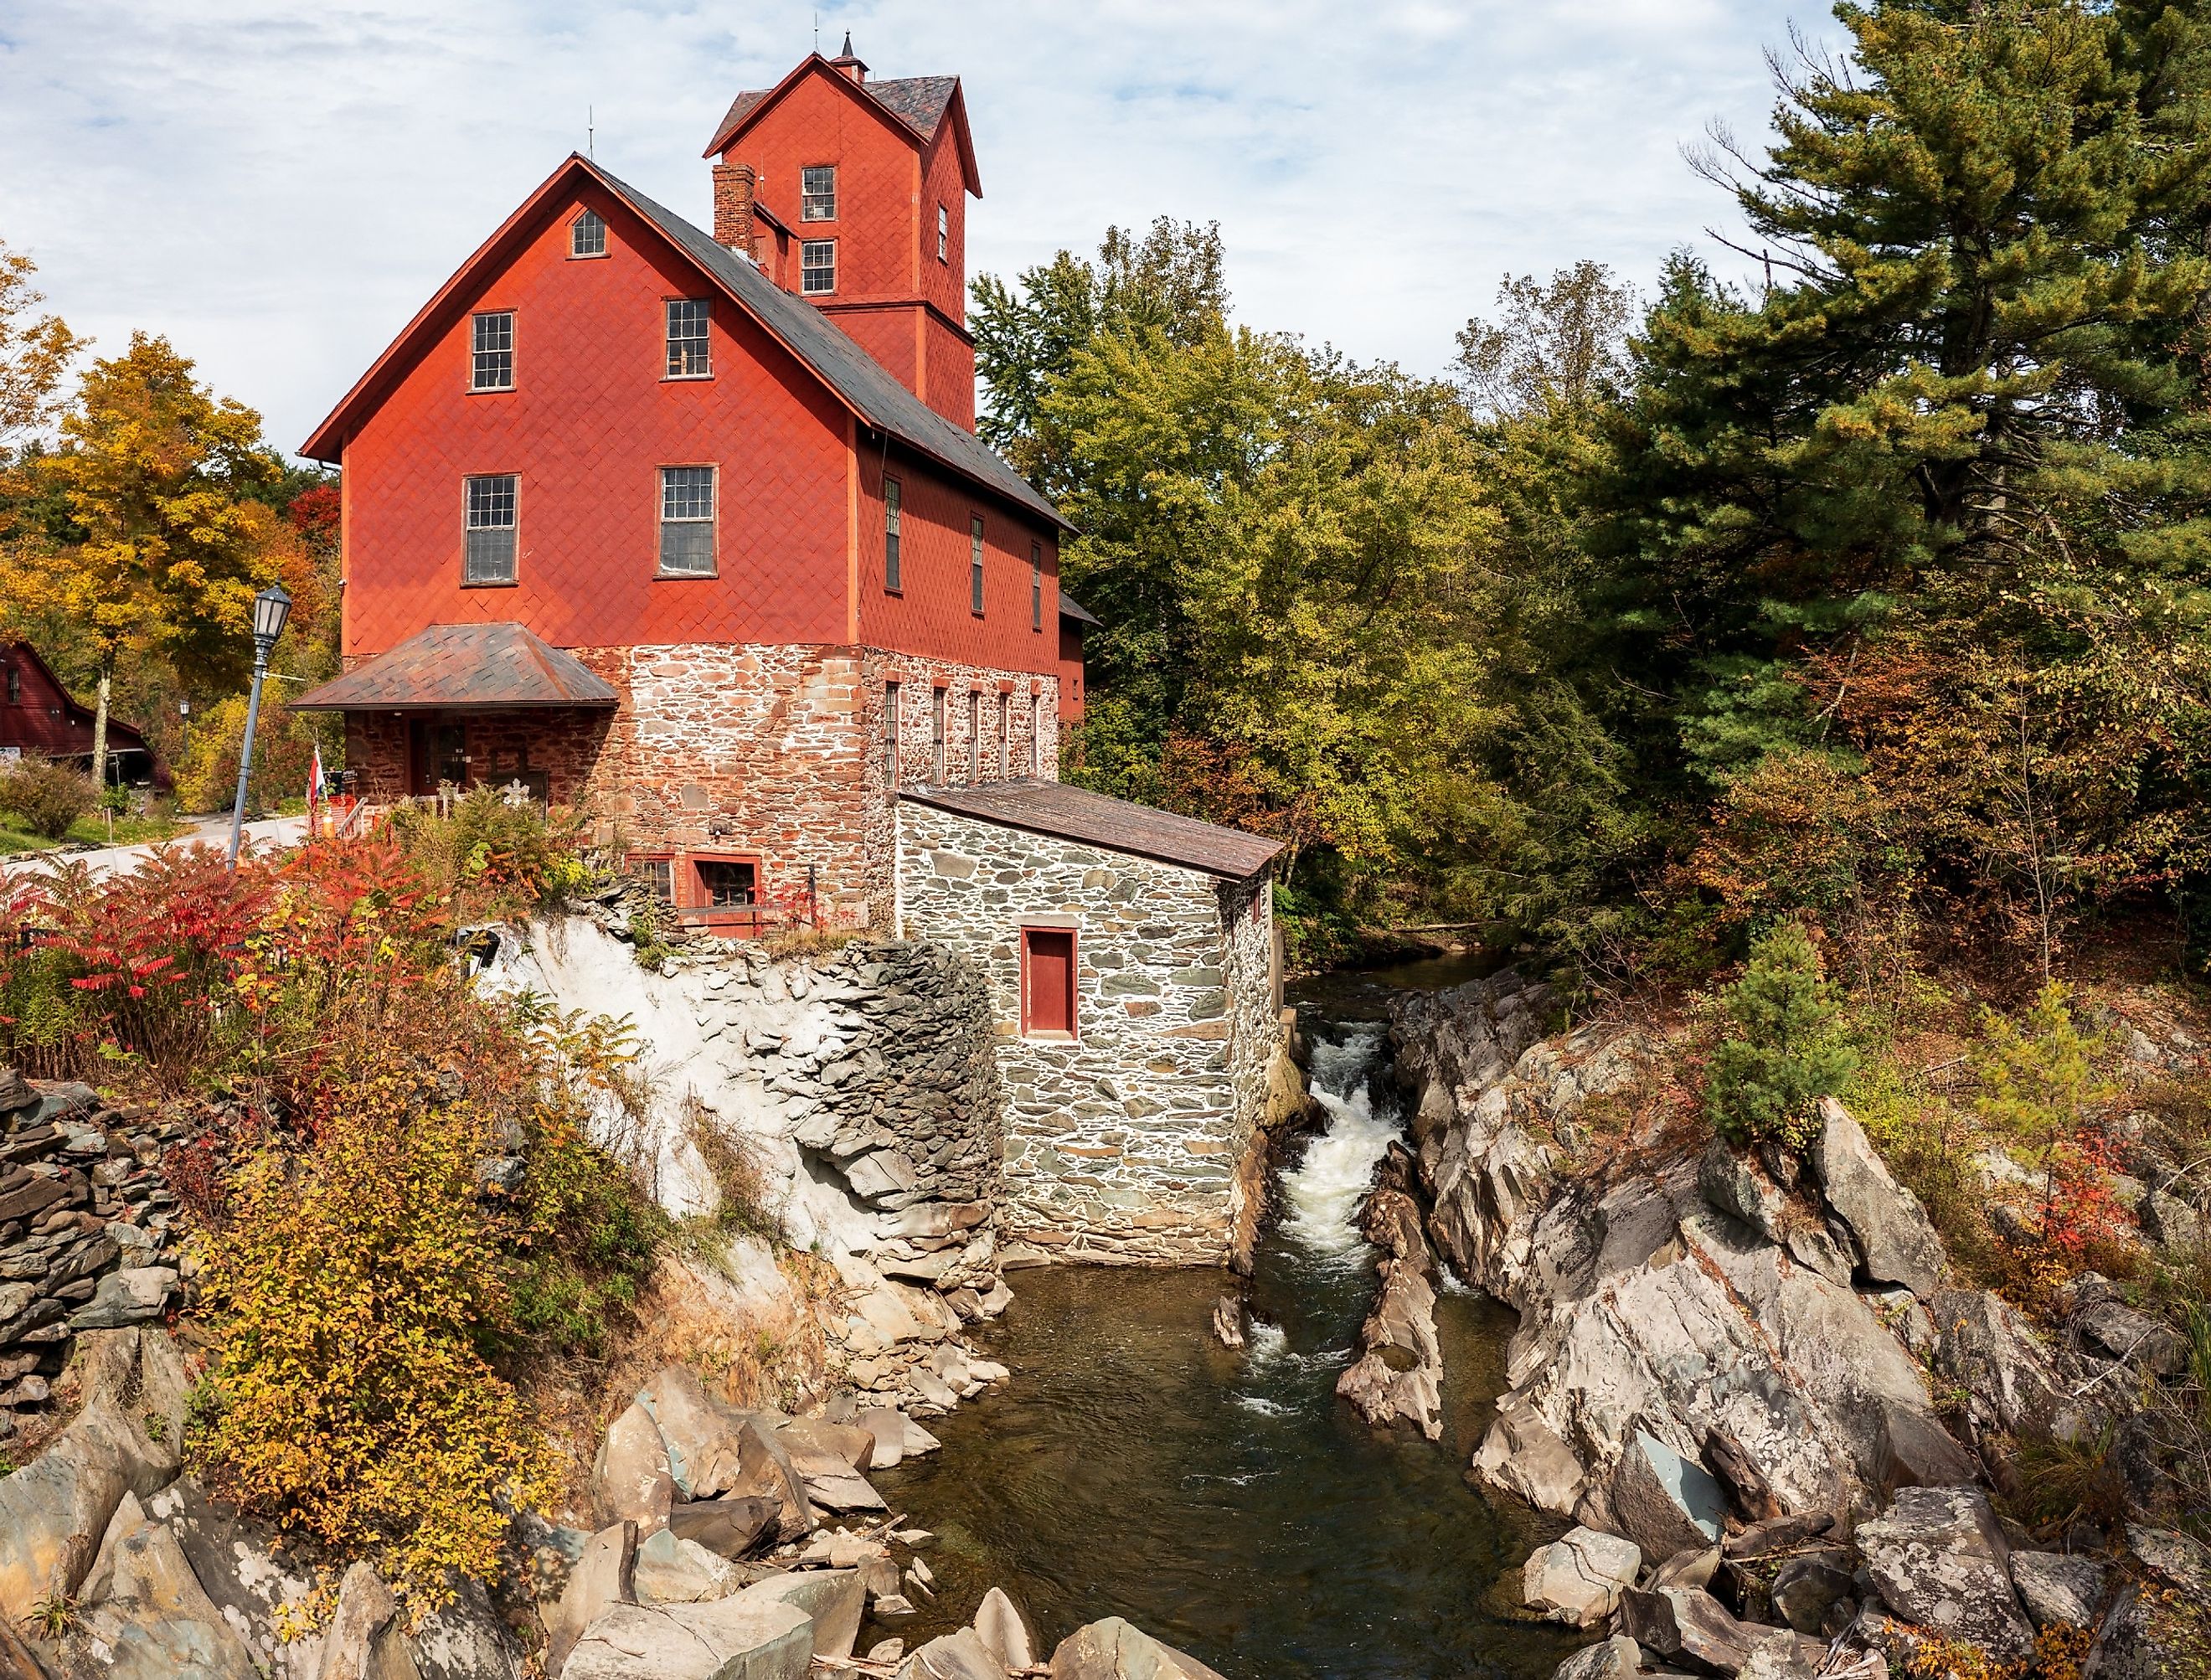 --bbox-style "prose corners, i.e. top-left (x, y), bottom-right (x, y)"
top-left (666, 299), bottom-right (711, 378)
top-left (570, 210), bottom-right (607, 258)
top-left (801, 166), bottom-right (837, 222)
top-left (802, 240), bottom-right (837, 295)
top-left (3, 663), bottom-right (17, 706)
top-left (470, 312), bottom-right (514, 391)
